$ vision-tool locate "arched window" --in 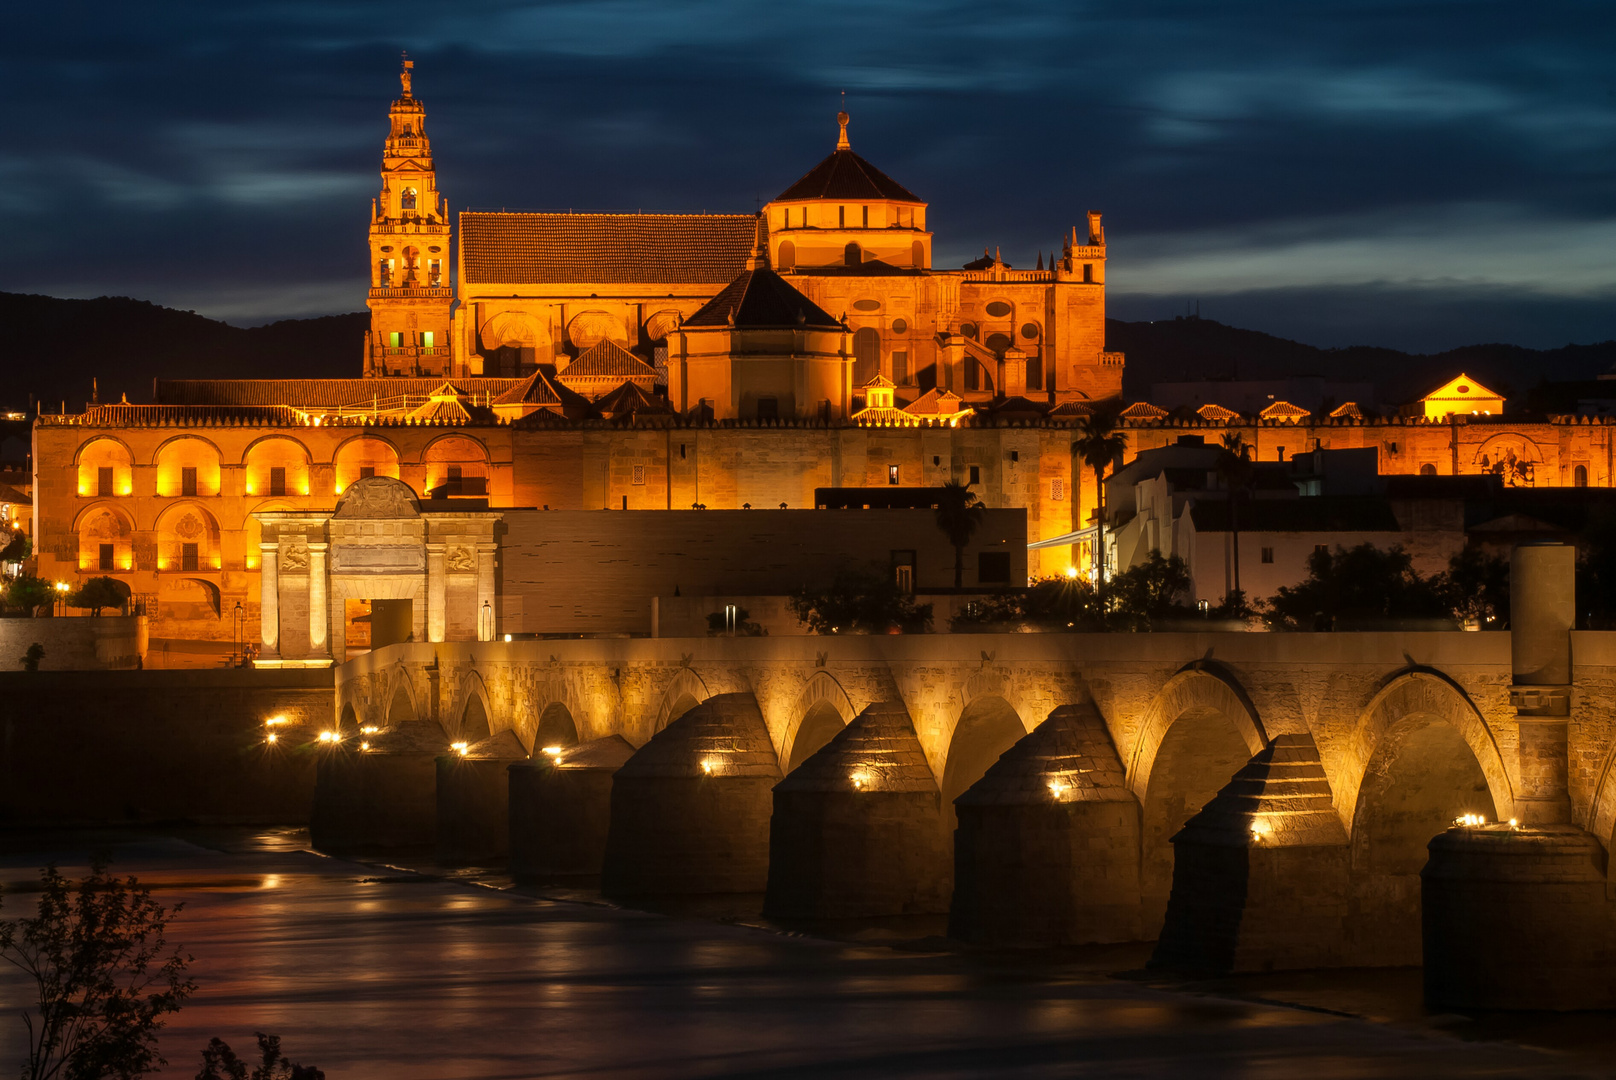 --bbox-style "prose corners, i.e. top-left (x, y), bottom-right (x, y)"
top-left (911, 240), bottom-right (925, 268)
top-left (77, 438), bottom-right (133, 497)
top-left (401, 188), bottom-right (417, 212)
top-left (154, 436), bottom-right (221, 498)
top-left (844, 242), bottom-right (862, 267)
top-left (777, 241), bottom-right (796, 271)
top-left (1420, 463), bottom-right (1437, 476)
top-left (334, 437), bottom-right (400, 494)
top-left (1575, 464), bottom-right (1589, 487)
top-left (985, 332), bottom-right (1013, 357)
top-left (853, 328), bottom-right (881, 386)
